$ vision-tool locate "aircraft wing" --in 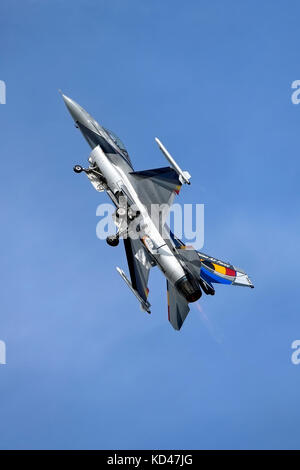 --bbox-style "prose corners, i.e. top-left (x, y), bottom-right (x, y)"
top-left (167, 280), bottom-right (190, 330)
top-left (123, 237), bottom-right (152, 304)
top-left (129, 167), bottom-right (182, 227)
